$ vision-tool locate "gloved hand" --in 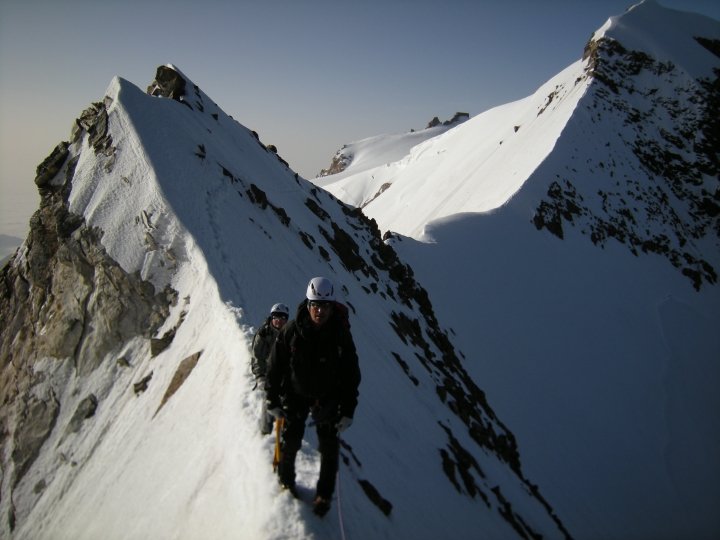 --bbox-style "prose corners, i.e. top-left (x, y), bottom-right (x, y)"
top-left (267, 404), bottom-right (285, 419)
top-left (336, 416), bottom-right (353, 433)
